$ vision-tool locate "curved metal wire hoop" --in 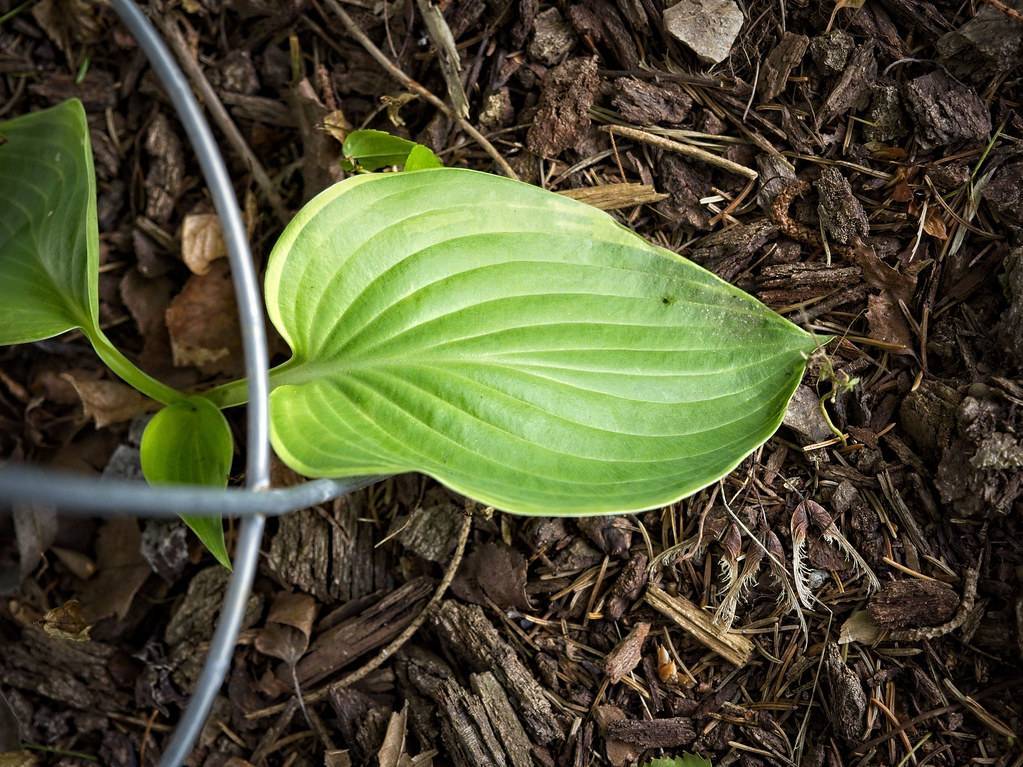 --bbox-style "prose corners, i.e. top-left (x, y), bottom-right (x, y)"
top-left (0, 2), bottom-right (373, 763)
top-left (109, 3), bottom-right (268, 763)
